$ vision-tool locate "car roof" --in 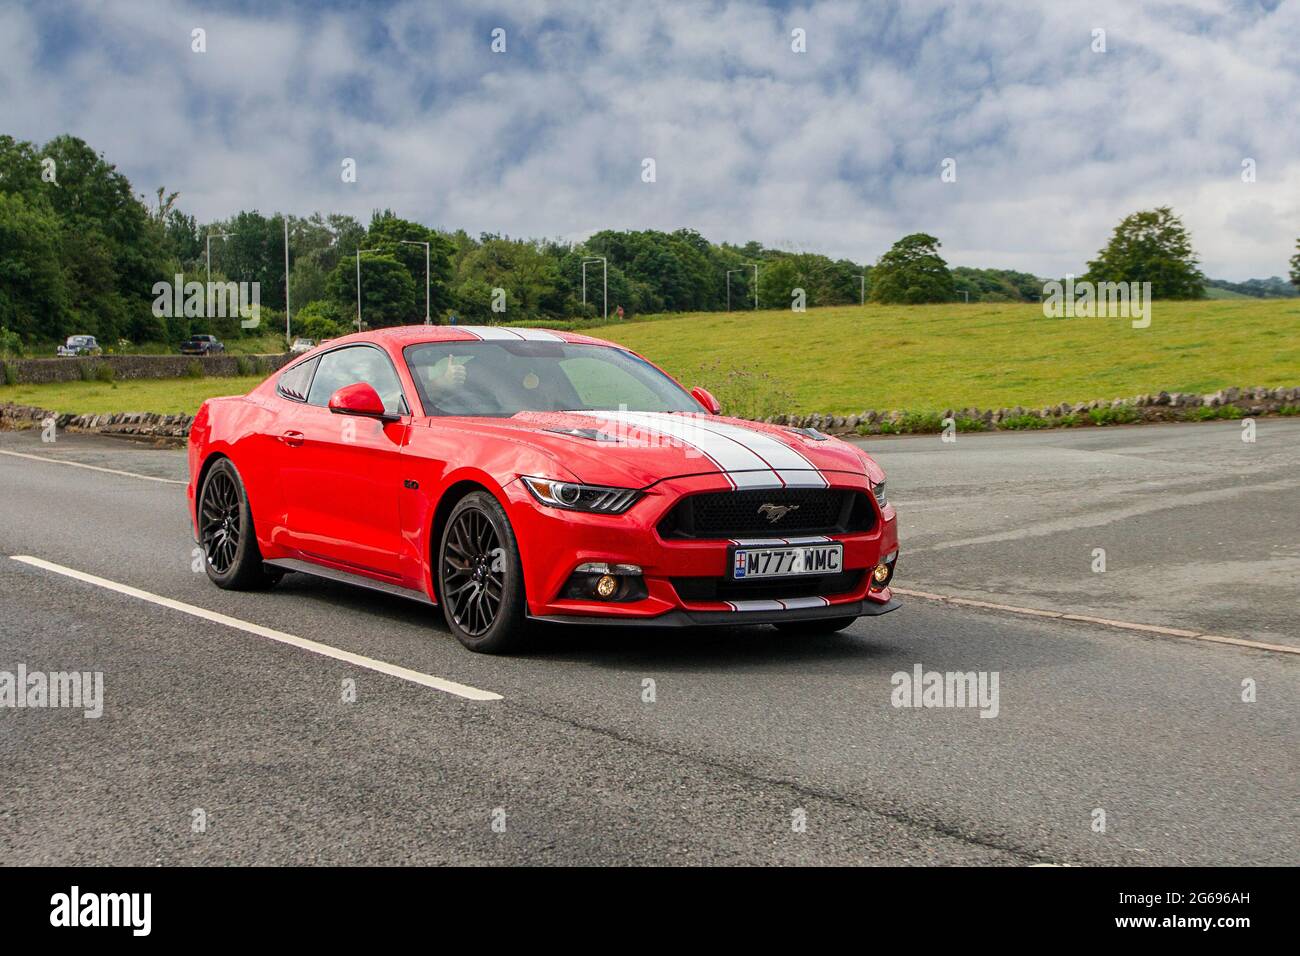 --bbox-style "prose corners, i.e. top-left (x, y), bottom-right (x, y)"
top-left (323, 324), bottom-right (624, 350)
